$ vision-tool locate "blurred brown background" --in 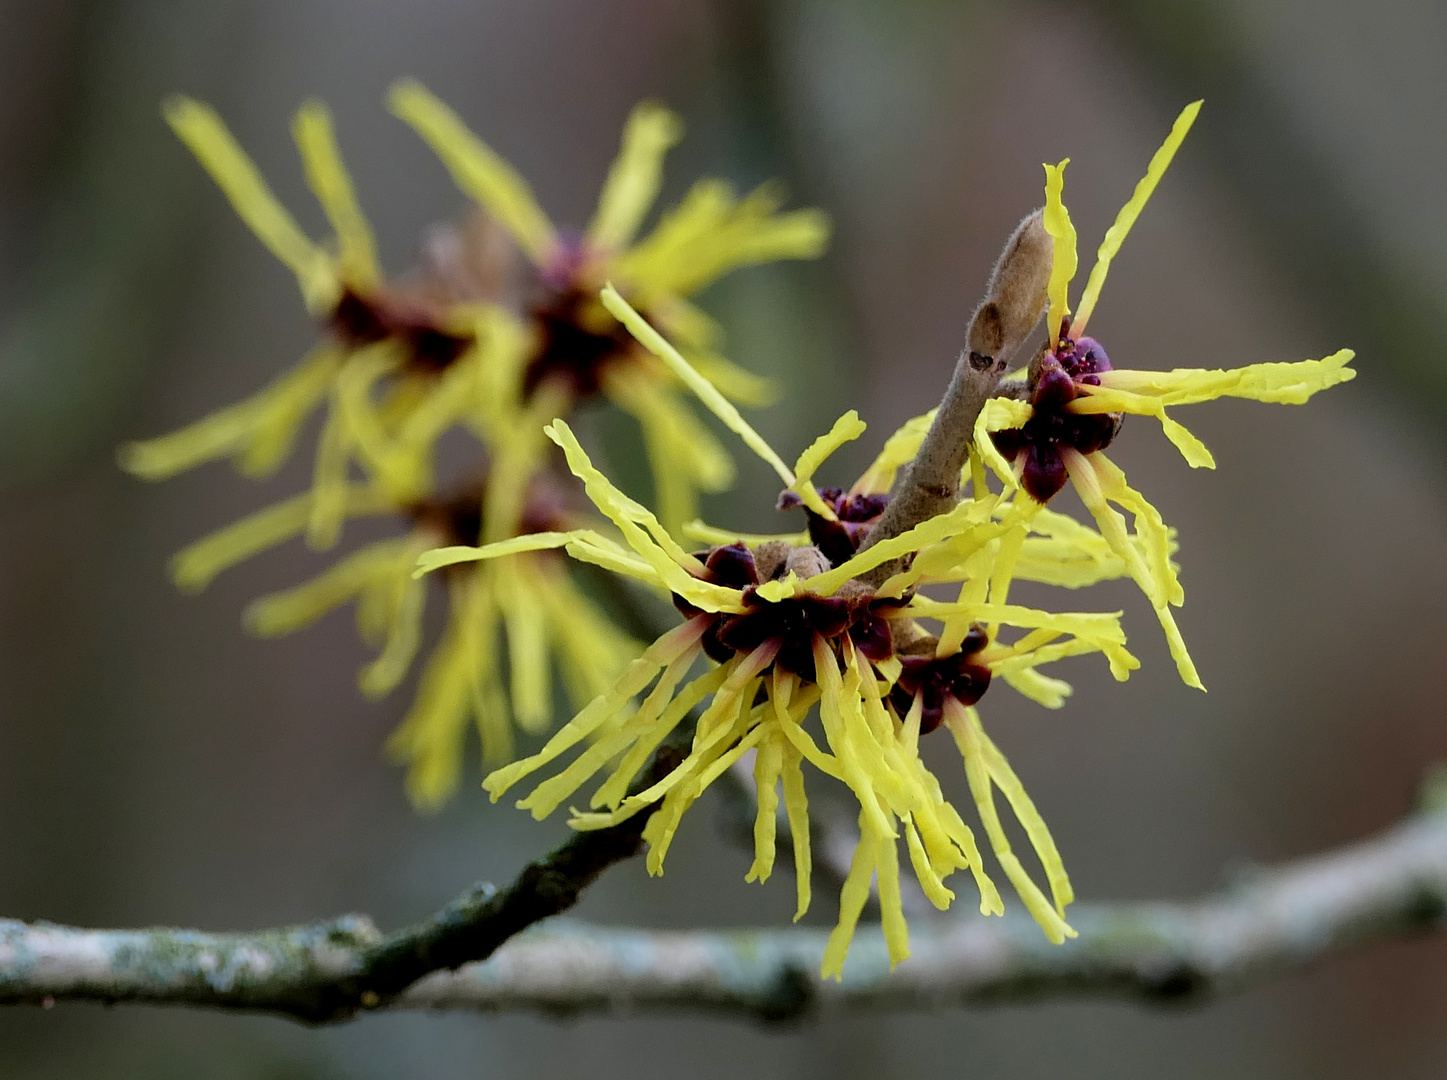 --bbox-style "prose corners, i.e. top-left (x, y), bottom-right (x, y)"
top-left (2, 0), bottom-right (1446, 1075)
